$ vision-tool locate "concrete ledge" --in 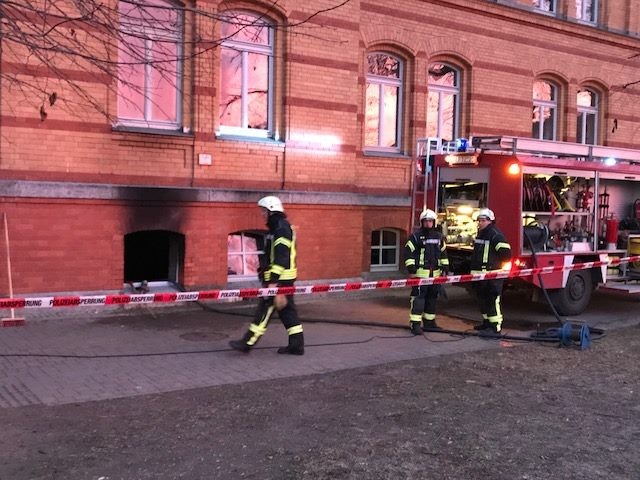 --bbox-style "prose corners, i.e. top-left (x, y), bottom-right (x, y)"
top-left (0, 180), bottom-right (410, 207)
